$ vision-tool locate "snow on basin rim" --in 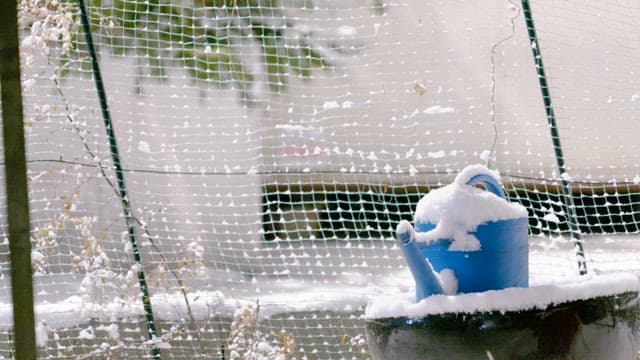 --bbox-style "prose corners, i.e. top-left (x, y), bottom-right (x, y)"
top-left (365, 272), bottom-right (640, 319)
